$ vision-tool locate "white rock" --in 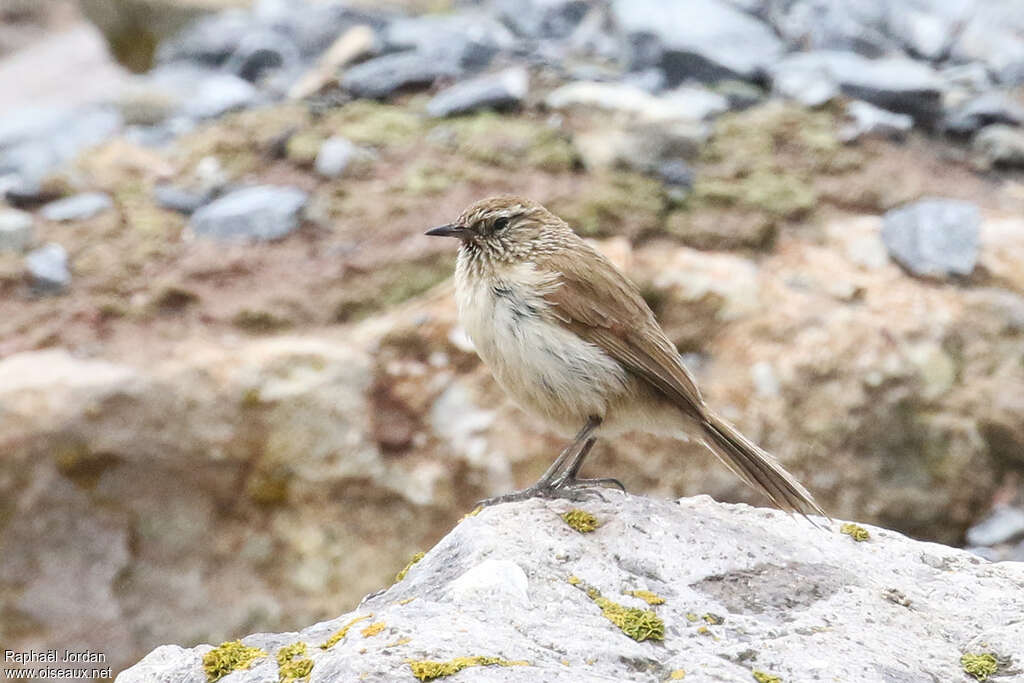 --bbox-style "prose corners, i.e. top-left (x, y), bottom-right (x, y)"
top-left (448, 559), bottom-right (530, 605)
top-left (117, 495), bottom-right (1024, 683)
